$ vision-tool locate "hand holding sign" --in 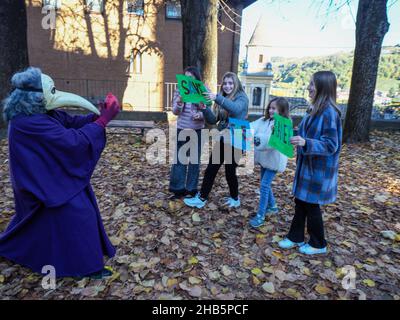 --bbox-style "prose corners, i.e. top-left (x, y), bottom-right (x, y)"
top-left (173, 89), bottom-right (183, 106)
top-left (290, 136), bottom-right (306, 147)
top-left (203, 91), bottom-right (216, 102)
